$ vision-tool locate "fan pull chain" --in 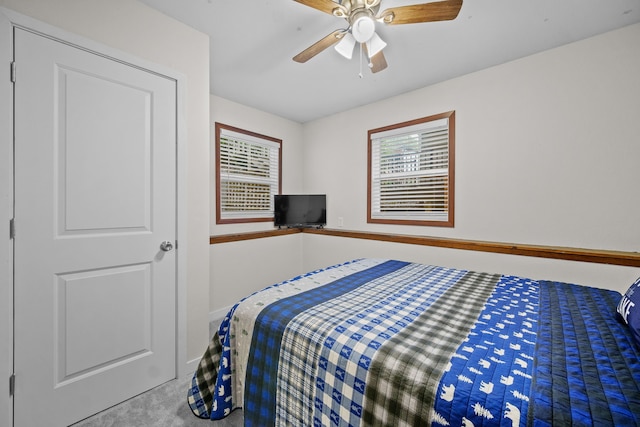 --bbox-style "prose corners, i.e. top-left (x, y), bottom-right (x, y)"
top-left (359, 43), bottom-right (363, 78)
